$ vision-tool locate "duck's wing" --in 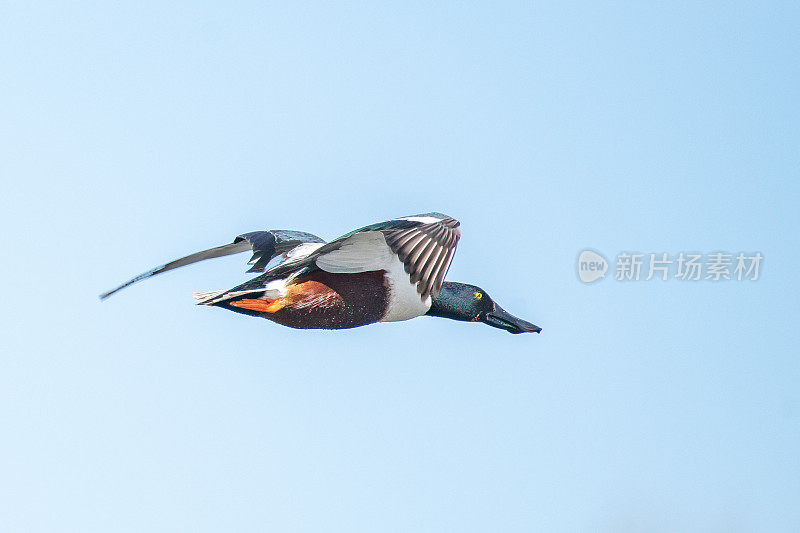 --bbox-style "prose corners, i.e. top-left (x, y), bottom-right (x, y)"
top-left (99, 230), bottom-right (325, 300)
top-left (264, 213), bottom-right (461, 300)
top-left (380, 213), bottom-right (461, 299)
